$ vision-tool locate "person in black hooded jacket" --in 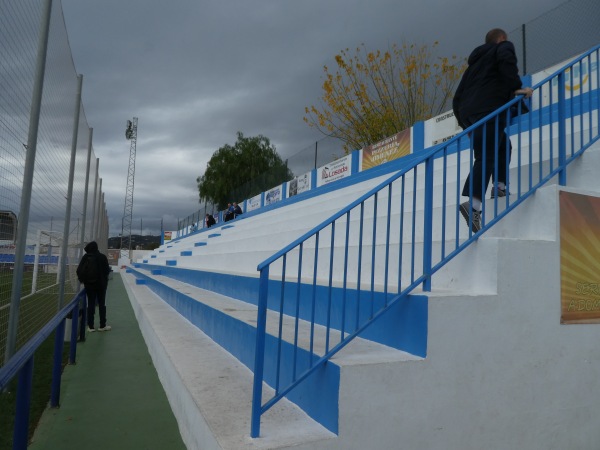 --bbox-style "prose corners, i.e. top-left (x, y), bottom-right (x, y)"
top-left (453, 28), bottom-right (533, 232)
top-left (76, 241), bottom-right (112, 332)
